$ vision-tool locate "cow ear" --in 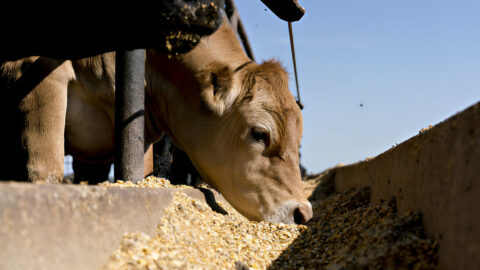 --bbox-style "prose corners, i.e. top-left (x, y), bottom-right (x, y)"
top-left (199, 63), bottom-right (235, 116)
